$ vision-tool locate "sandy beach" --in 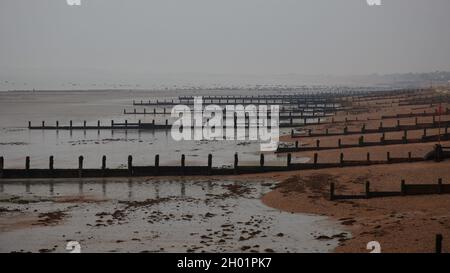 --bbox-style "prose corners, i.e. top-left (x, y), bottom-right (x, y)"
top-left (259, 88), bottom-right (450, 253)
top-left (260, 161), bottom-right (450, 253)
top-left (1, 88), bottom-right (449, 253)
